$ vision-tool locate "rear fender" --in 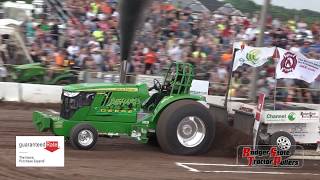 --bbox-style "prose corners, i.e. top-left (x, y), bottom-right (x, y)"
top-left (150, 95), bottom-right (205, 126)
